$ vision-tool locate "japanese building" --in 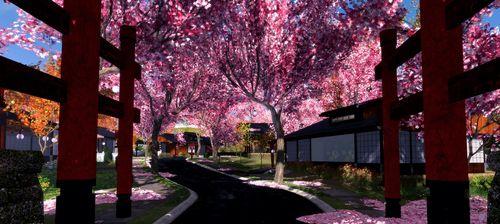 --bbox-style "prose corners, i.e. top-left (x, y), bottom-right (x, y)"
top-left (284, 99), bottom-right (485, 174)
